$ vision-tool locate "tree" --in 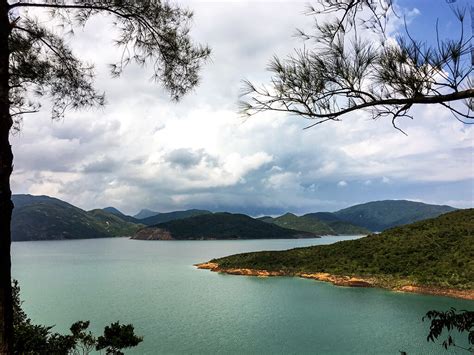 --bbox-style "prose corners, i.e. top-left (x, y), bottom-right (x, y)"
top-left (96, 322), bottom-right (143, 355)
top-left (12, 280), bottom-right (143, 354)
top-left (239, 0), bottom-right (473, 133)
top-left (424, 308), bottom-right (474, 353)
top-left (0, 1), bottom-right (210, 352)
